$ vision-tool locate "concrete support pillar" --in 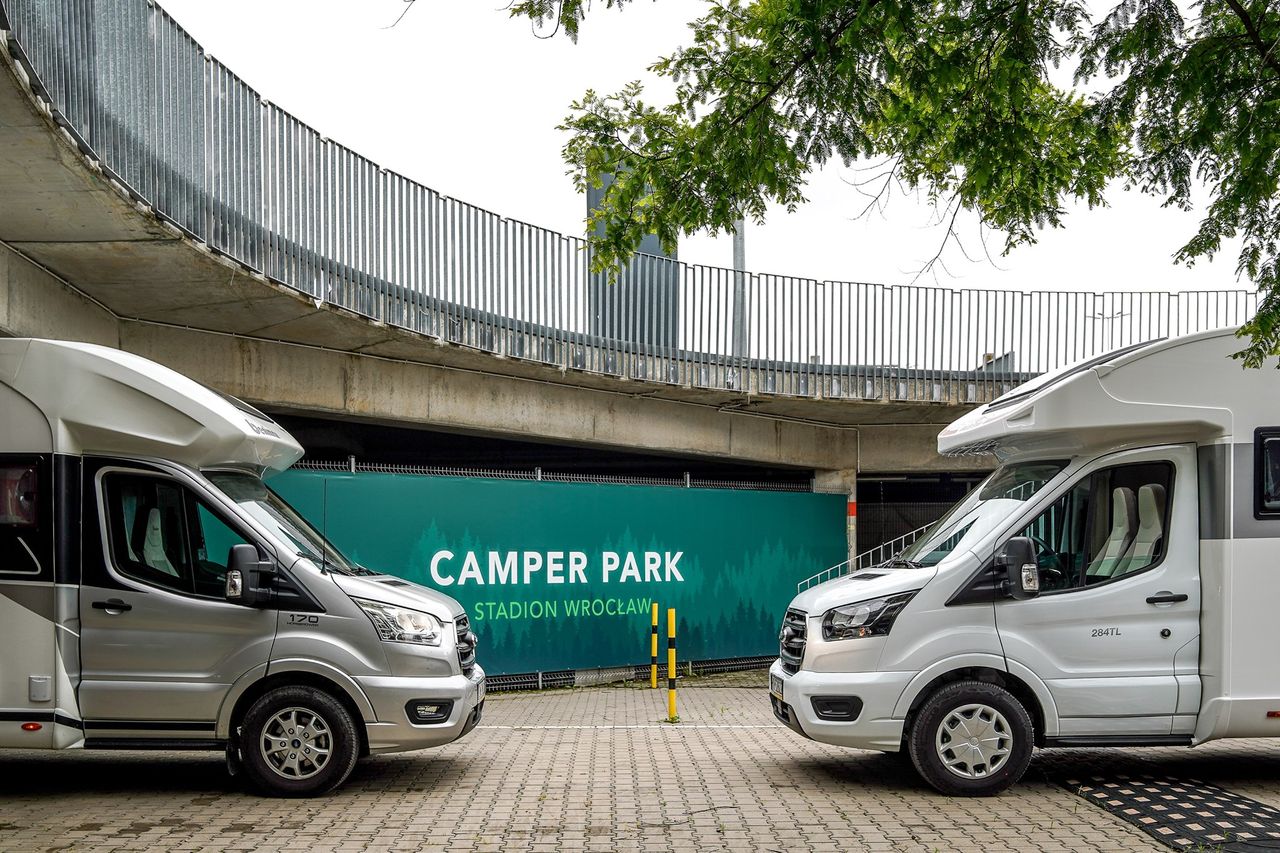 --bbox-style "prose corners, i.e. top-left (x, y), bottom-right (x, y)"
top-left (814, 469), bottom-right (858, 567)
